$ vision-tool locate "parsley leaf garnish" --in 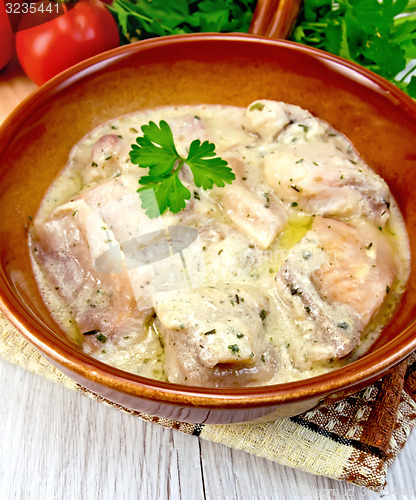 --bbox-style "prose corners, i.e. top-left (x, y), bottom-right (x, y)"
top-left (185, 139), bottom-right (235, 189)
top-left (129, 120), bottom-right (235, 217)
top-left (130, 120), bottom-right (181, 176)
